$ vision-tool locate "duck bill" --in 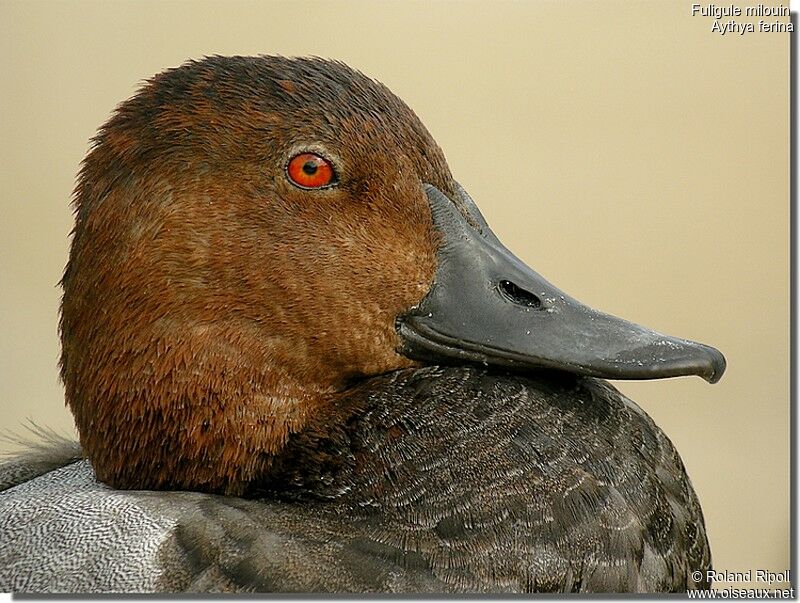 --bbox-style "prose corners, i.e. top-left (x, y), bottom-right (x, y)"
top-left (396, 184), bottom-right (726, 383)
